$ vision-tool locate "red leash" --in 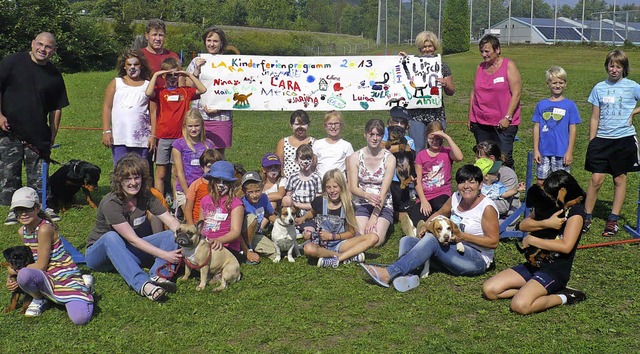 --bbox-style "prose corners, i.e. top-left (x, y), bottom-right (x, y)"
top-left (156, 242), bottom-right (213, 279)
